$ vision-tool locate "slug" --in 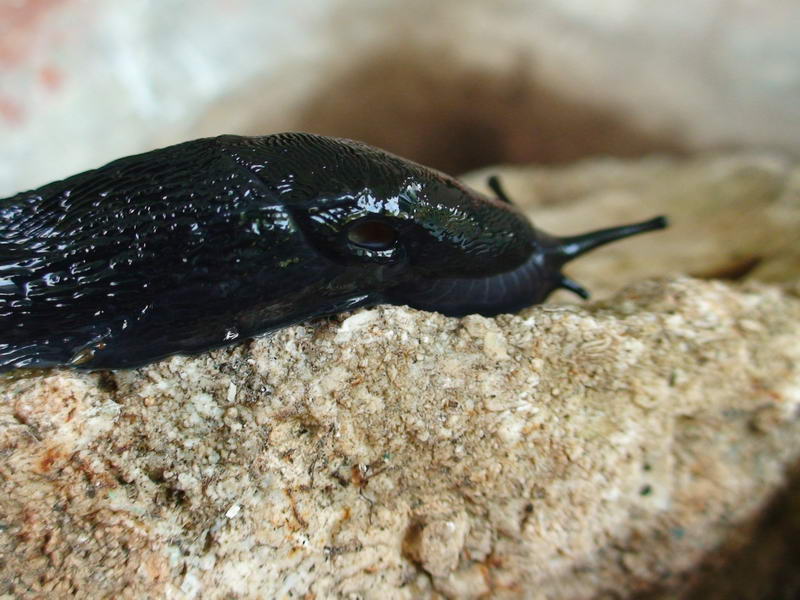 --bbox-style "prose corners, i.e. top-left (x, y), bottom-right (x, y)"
top-left (0, 133), bottom-right (667, 371)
